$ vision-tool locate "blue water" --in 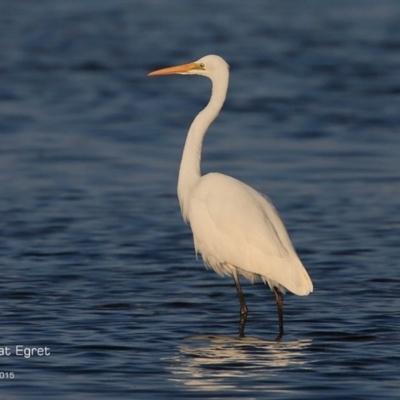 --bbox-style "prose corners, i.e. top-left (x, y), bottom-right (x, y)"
top-left (1, 0), bottom-right (400, 398)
